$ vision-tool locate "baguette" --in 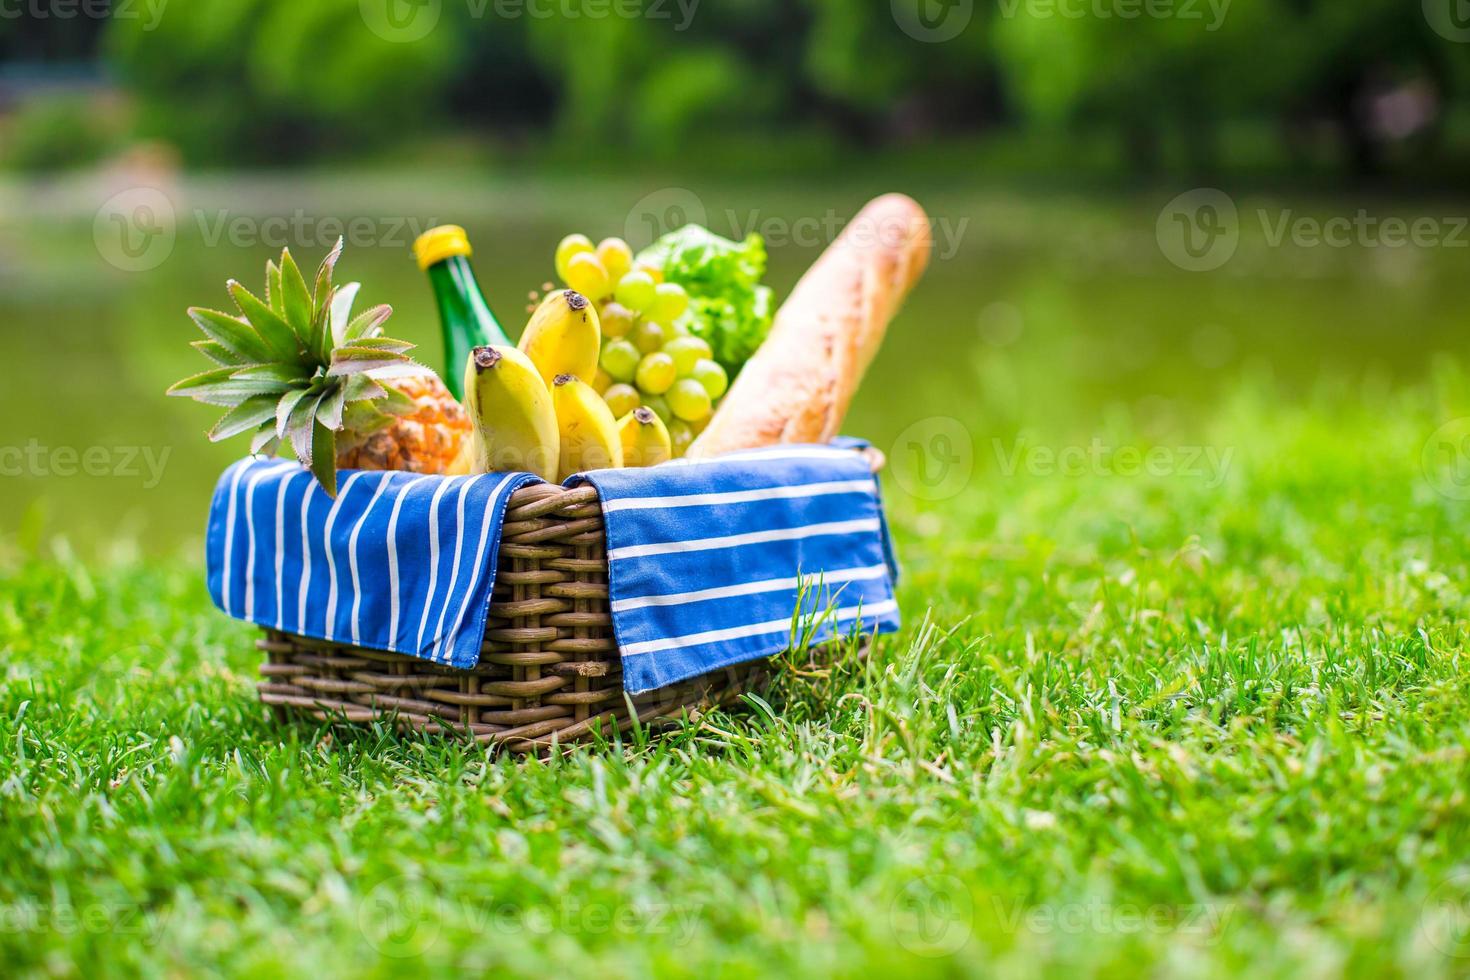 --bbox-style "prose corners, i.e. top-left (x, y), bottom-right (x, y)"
top-left (687, 193), bottom-right (931, 457)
